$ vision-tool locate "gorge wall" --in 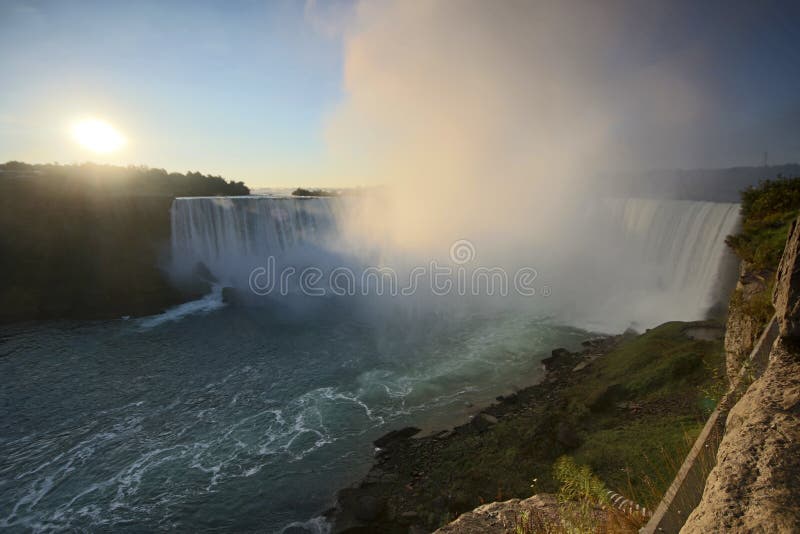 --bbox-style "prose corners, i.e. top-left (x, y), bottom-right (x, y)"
top-left (0, 162), bottom-right (247, 323)
top-left (682, 216), bottom-right (800, 531)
